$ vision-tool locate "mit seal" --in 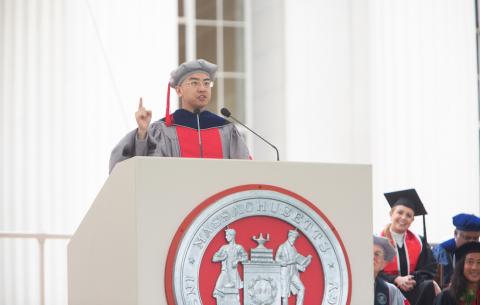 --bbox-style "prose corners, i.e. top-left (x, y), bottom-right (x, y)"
top-left (165, 185), bottom-right (352, 305)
